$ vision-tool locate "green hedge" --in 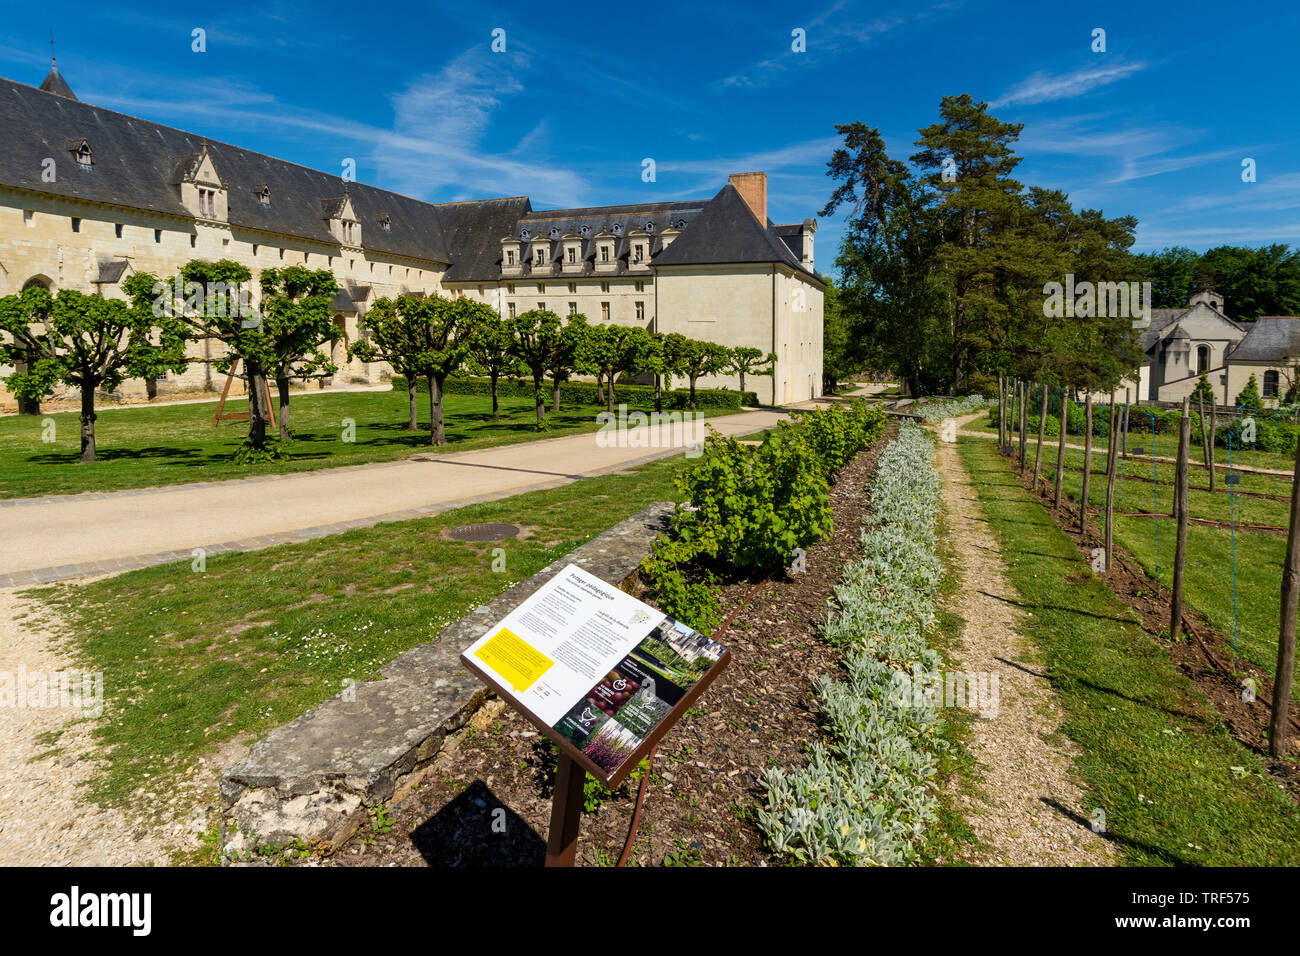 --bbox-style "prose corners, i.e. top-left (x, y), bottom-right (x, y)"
top-left (390, 374), bottom-right (759, 410)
